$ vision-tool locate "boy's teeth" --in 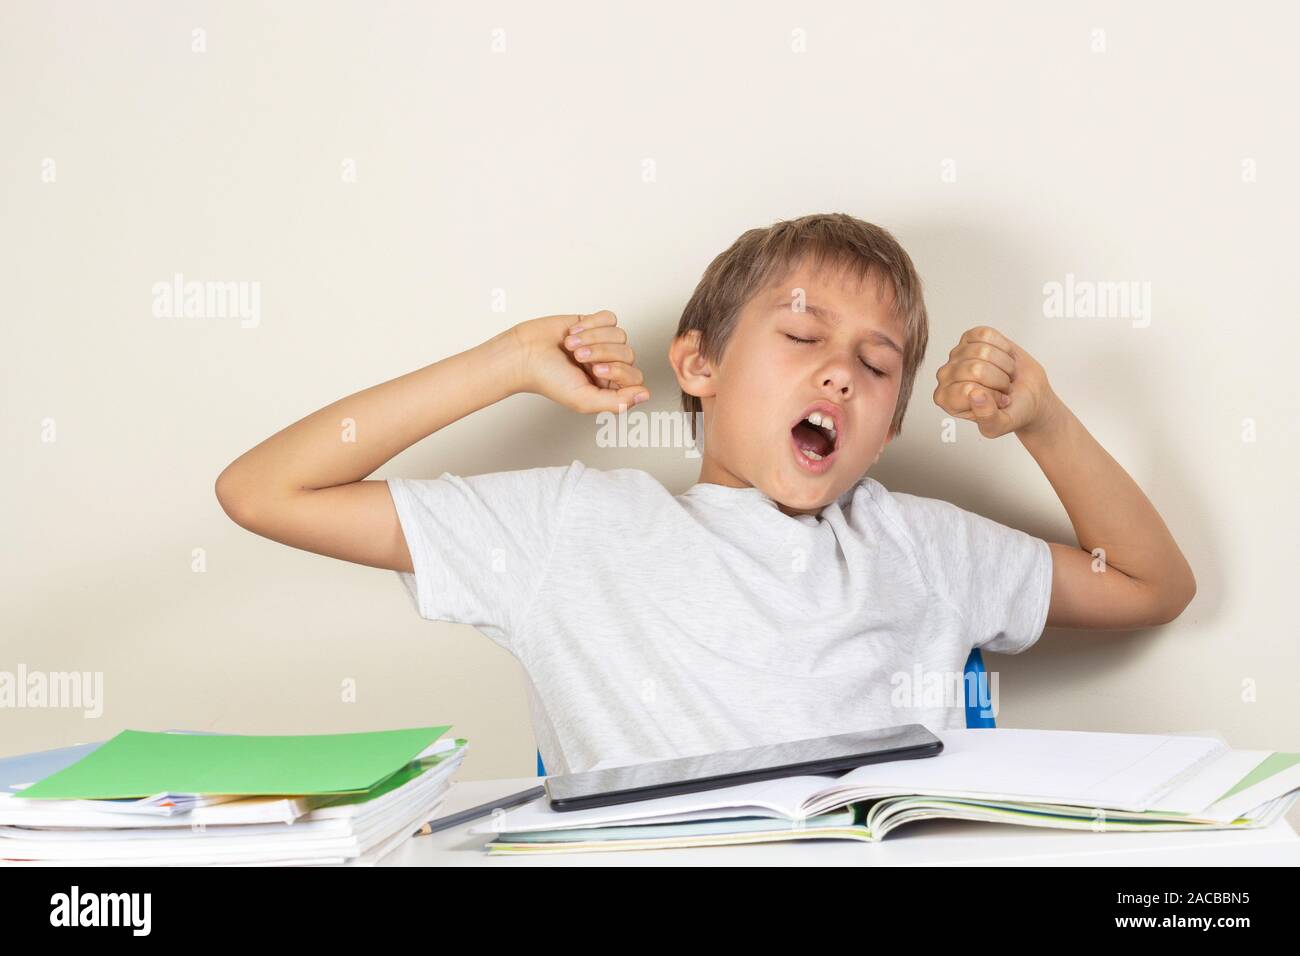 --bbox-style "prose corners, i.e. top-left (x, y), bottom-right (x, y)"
top-left (803, 449), bottom-right (824, 461)
top-left (804, 411), bottom-right (836, 439)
